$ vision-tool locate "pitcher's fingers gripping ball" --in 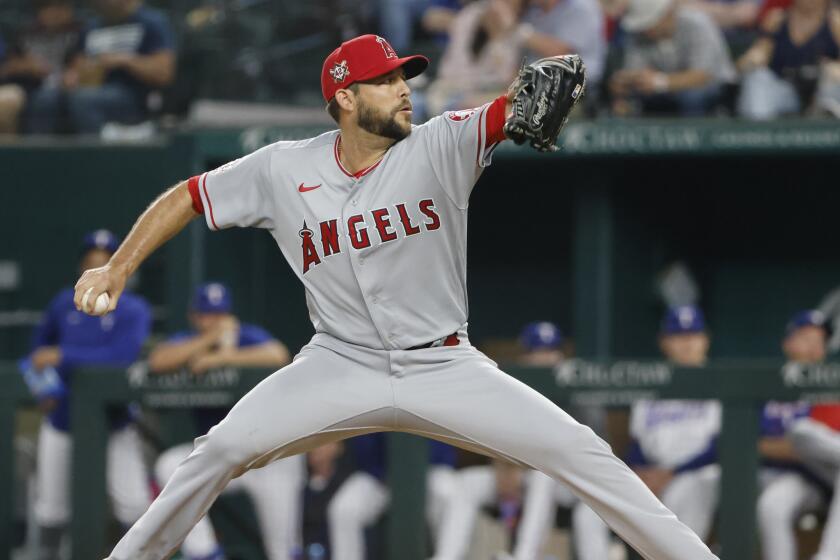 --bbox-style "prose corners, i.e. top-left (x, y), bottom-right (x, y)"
top-left (504, 54), bottom-right (587, 152)
top-left (81, 288), bottom-right (111, 315)
top-left (74, 266), bottom-right (125, 316)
